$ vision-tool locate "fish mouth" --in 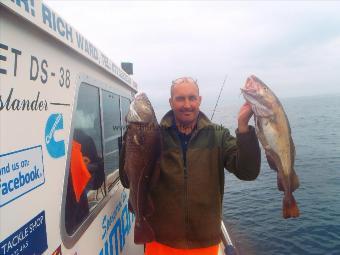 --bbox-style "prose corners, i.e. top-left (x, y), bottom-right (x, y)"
top-left (135, 92), bottom-right (147, 99)
top-left (240, 88), bottom-right (259, 101)
top-left (241, 88), bottom-right (274, 117)
top-left (126, 92), bottom-right (155, 123)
